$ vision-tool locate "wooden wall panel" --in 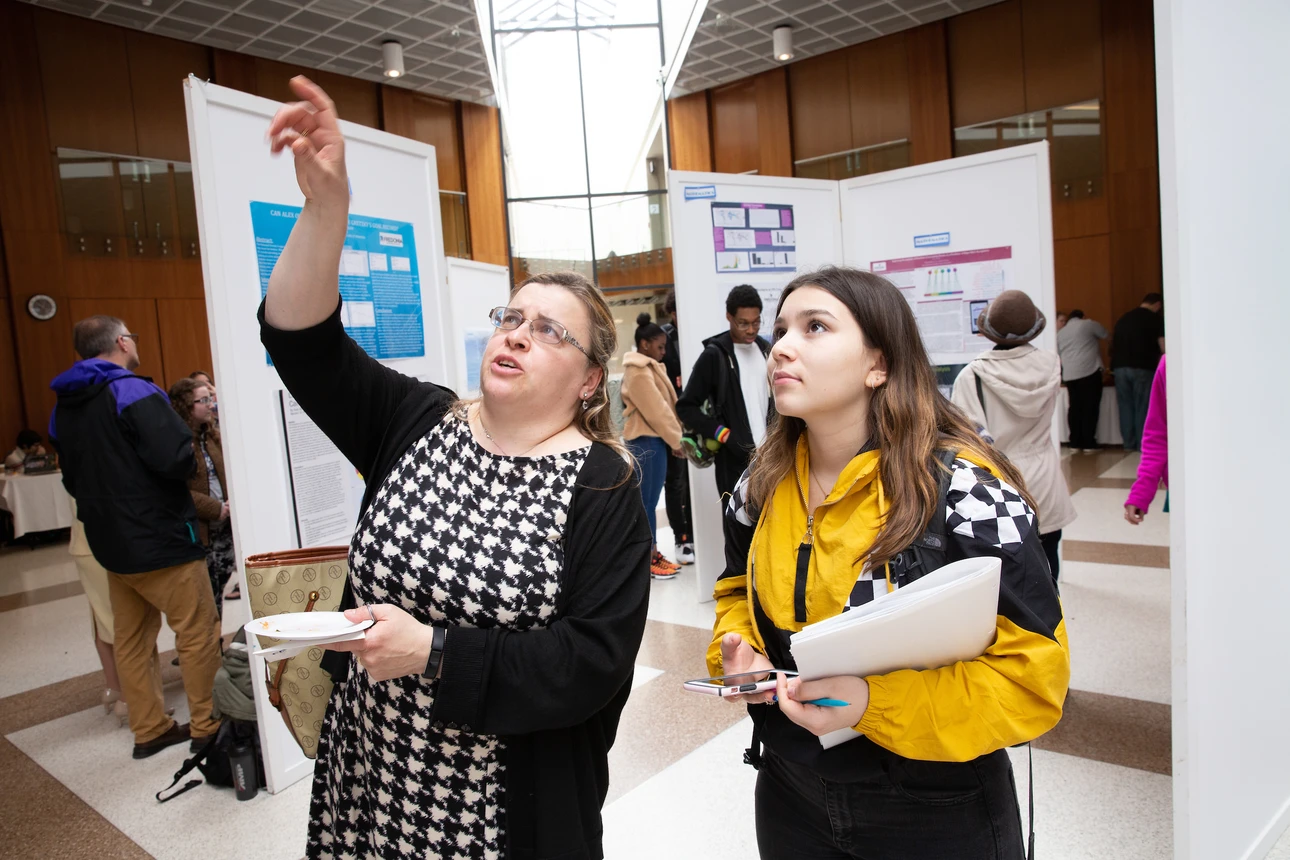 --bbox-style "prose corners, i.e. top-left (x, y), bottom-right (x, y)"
top-left (8, 242), bottom-right (74, 429)
top-left (1054, 233), bottom-right (1112, 334)
top-left (381, 88), bottom-right (463, 192)
top-left (1022, 0), bottom-right (1103, 111)
top-left (212, 49), bottom-right (257, 95)
top-left (156, 298), bottom-right (212, 391)
top-left (252, 59), bottom-right (380, 128)
top-left (906, 21), bottom-right (953, 165)
top-left (67, 298), bottom-right (163, 382)
top-left (126, 31), bottom-right (211, 162)
top-left (849, 34), bottom-right (910, 150)
top-left (947, 0), bottom-right (1025, 127)
top-left (666, 92), bottom-right (712, 172)
top-left (35, 9), bottom-right (139, 155)
top-left (753, 69), bottom-right (793, 177)
top-left (461, 102), bottom-right (509, 268)
top-left (1102, 0), bottom-right (1160, 319)
top-left (0, 236), bottom-right (25, 446)
top-left (788, 52), bottom-right (851, 161)
top-left (710, 79), bottom-right (759, 174)
top-left (1052, 195), bottom-right (1109, 240)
